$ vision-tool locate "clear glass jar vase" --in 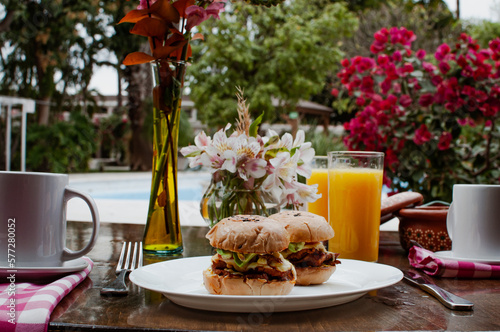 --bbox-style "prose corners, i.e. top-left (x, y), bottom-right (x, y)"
top-left (200, 182), bottom-right (281, 228)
